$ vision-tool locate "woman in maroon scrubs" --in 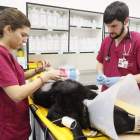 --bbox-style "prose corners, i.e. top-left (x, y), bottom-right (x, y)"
top-left (0, 8), bottom-right (62, 140)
